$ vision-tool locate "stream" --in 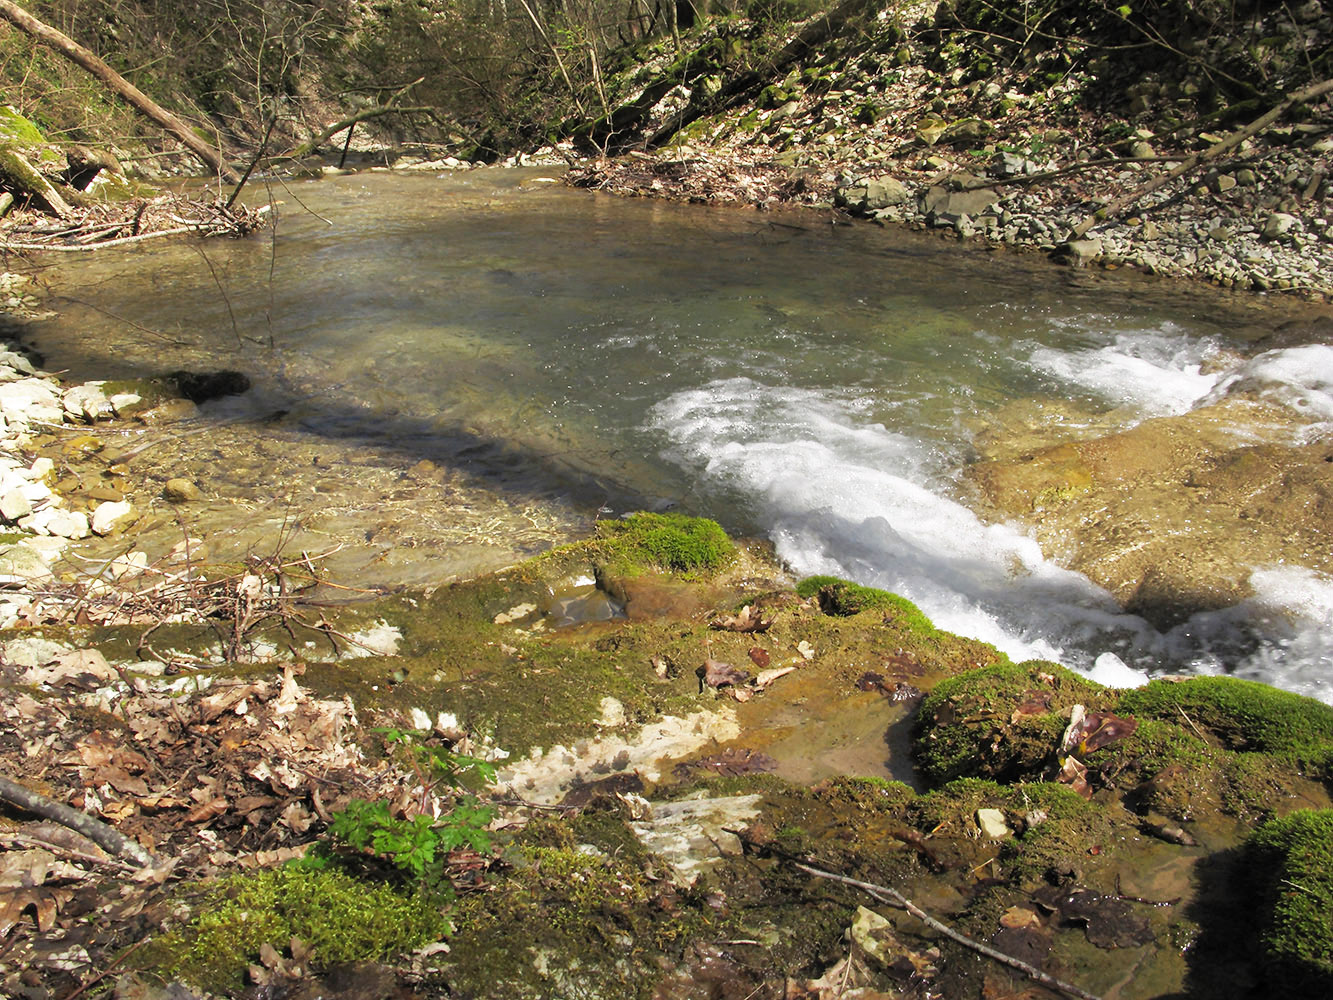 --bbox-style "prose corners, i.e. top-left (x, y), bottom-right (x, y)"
top-left (22, 167), bottom-right (1333, 701)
